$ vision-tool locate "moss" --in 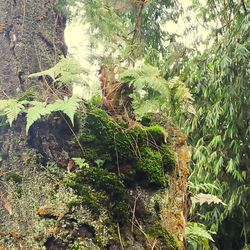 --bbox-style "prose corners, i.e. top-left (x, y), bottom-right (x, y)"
top-left (66, 166), bottom-right (129, 223)
top-left (78, 108), bottom-right (176, 188)
top-left (146, 125), bottom-right (166, 145)
top-left (80, 129), bottom-right (97, 143)
top-left (82, 108), bottom-right (144, 163)
top-left (160, 144), bottom-right (176, 171)
top-left (66, 183), bottom-right (107, 216)
top-left (141, 114), bottom-right (152, 126)
top-left (82, 147), bottom-right (112, 163)
top-left (4, 172), bottom-right (22, 183)
top-left (150, 222), bottom-right (180, 250)
top-left (135, 147), bottom-right (166, 188)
